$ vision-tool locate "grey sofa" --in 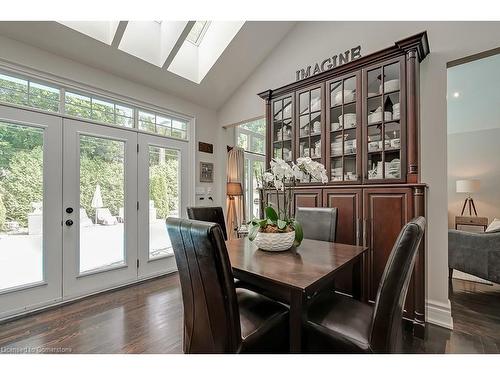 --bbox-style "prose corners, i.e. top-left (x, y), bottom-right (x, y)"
top-left (448, 229), bottom-right (500, 284)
